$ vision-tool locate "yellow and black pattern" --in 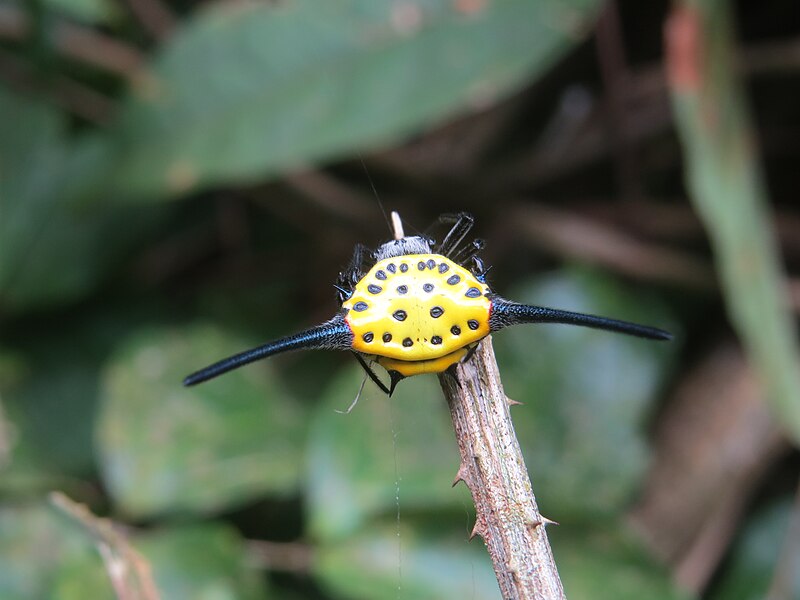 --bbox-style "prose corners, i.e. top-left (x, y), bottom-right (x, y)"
top-left (183, 213), bottom-right (670, 394)
top-left (343, 253), bottom-right (491, 375)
